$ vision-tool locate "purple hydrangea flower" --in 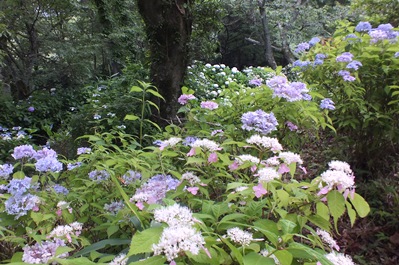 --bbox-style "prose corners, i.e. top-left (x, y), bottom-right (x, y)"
top-left (104, 201), bottom-right (125, 215)
top-left (28, 106), bottom-right (35, 112)
top-left (320, 98), bottom-right (336, 110)
top-left (249, 78), bottom-right (262, 86)
top-left (355, 22), bottom-right (372, 32)
top-left (52, 184), bottom-right (69, 195)
top-left (183, 136), bottom-right (198, 146)
top-left (67, 162), bottom-right (82, 170)
top-left (313, 59), bottom-right (324, 66)
top-left (285, 121), bottom-right (298, 131)
top-left (121, 170), bottom-right (142, 185)
top-left (346, 60), bottom-right (363, 70)
top-left (130, 174), bottom-right (180, 205)
top-left (153, 140), bottom-right (163, 146)
top-left (309, 37), bottom-right (320, 47)
top-left (200, 101), bottom-right (218, 110)
top-left (5, 193), bottom-right (40, 219)
top-left (12, 145), bottom-right (36, 160)
top-left (345, 34), bottom-right (358, 39)
top-left (178, 94), bottom-right (197, 105)
top-left (77, 147), bottom-right (91, 155)
top-left (315, 54), bottom-right (327, 60)
top-left (34, 147), bottom-right (57, 160)
top-left (0, 164), bottom-right (14, 179)
top-left (395, 52), bottom-right (399, 58)
top-left (7, 177), bottom-right (33, 196)
top-left (295, 42), bottom-right (310, 53)
top-left (338, 70), bottom-right (356, 82)
top-left (377, 23), bottom-right (394, 32)
top-left (336, 52), bottom-right (354, 63)
top-left (88, 169), bottom-right (110, 182)
top-left (369, 29), bottom-right (389, 42)
top-left (267, 76), bottom-right (309, 102)
top-left (22, 239), bottom-right (68, 264)
top-left (293, 60), bottom-right (311, 68)
top-left (35, 157), bottom-right (63, 173)
top-left (241, 110), bottom-right (278, 135)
